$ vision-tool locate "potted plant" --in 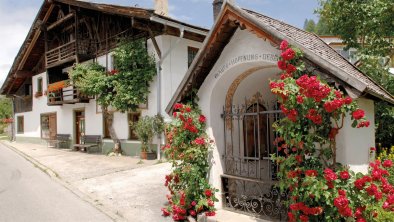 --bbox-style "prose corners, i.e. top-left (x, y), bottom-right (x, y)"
top-left (132, 115), bottom-right (164, 160)
top-left (48, 92), bottom-right (56, 103)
